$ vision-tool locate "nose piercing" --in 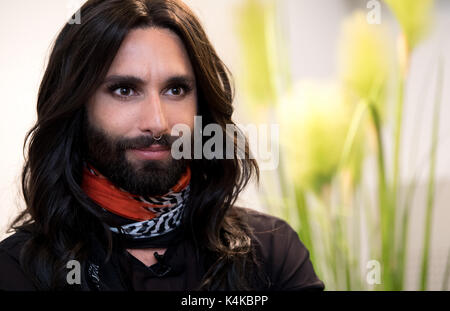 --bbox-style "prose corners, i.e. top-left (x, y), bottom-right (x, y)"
top-left (154, 135), bottom-right (162, 141)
